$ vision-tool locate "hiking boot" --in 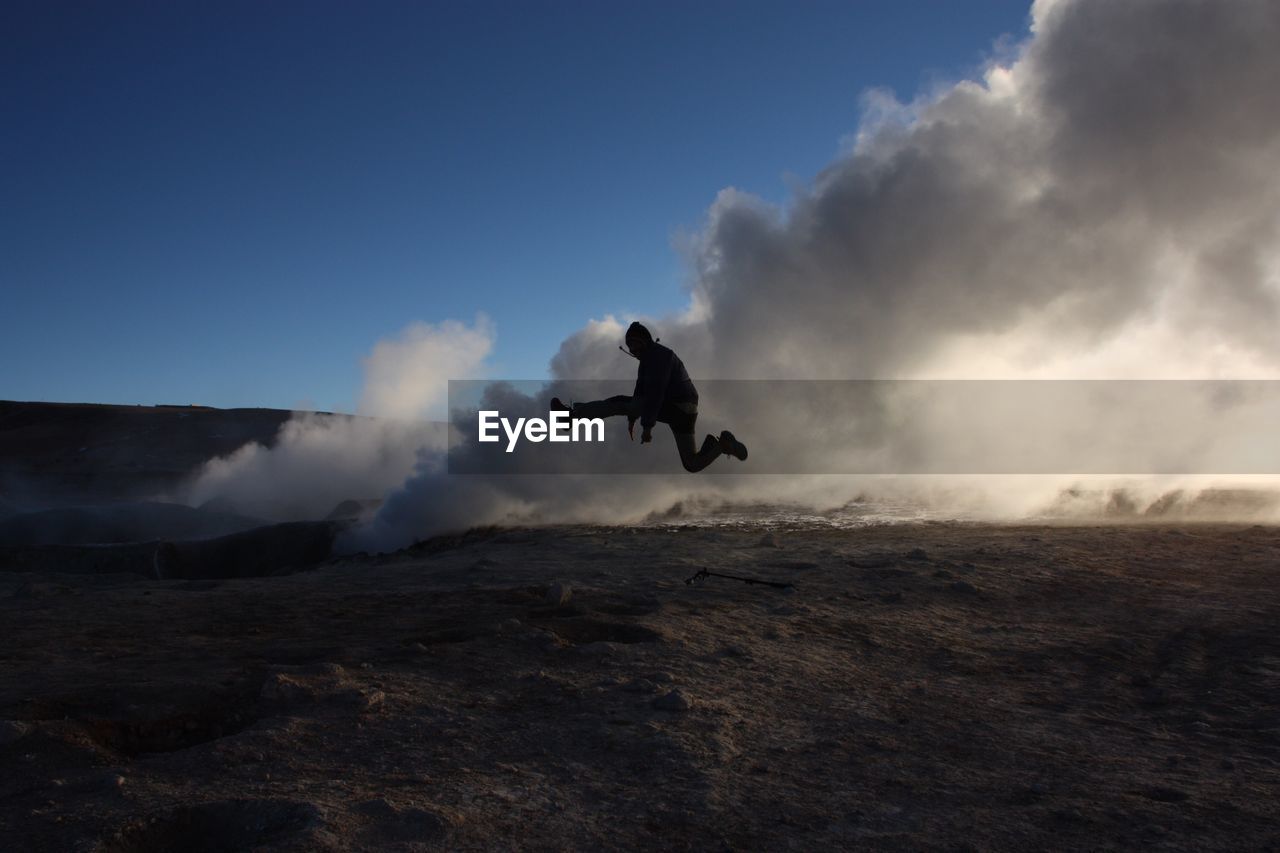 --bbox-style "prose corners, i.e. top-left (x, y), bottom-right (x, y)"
top-left (550, 397), bottom-right (572, 414)
top-left (719, 430), bottom-right (748, 461)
